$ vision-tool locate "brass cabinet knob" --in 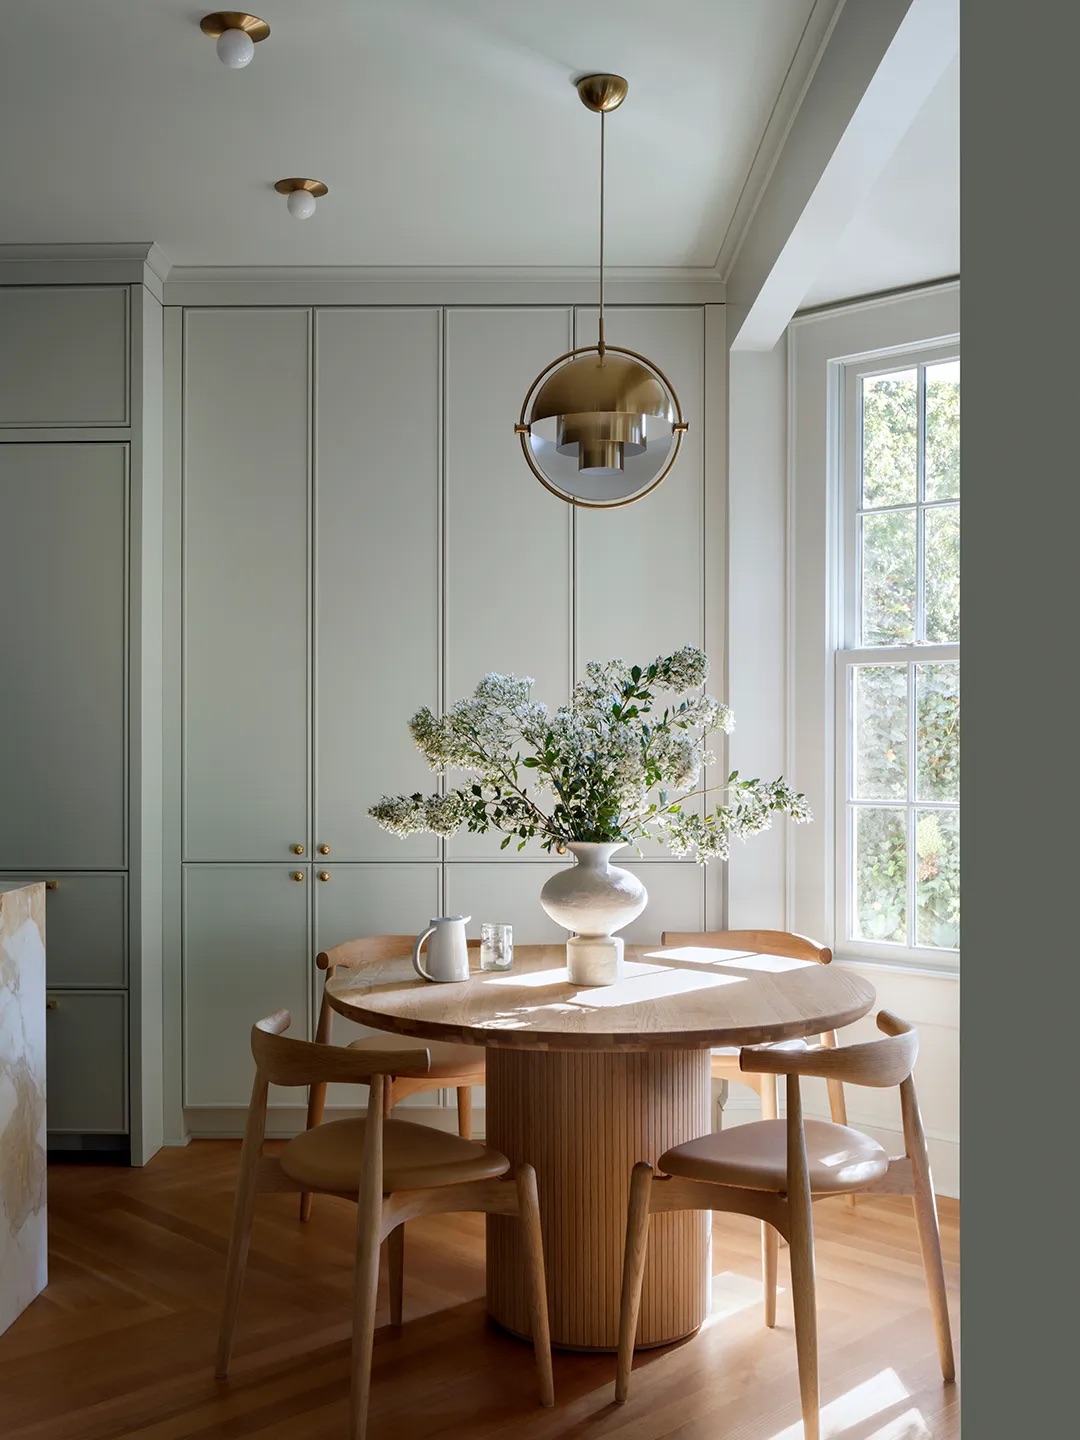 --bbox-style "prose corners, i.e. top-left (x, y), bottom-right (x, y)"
top-left (318, 870), bottom-right (330, 882)
top-left (46, 998), bottom-right (59, 1011)
top-left (291, 870), bottom-right (305, 882)
top-left (292, 843), bottom-right (305, 855)
top-left (45, 880), bottom-right (60, 891)
top-left (318, 844), bottom-right (330, 855)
